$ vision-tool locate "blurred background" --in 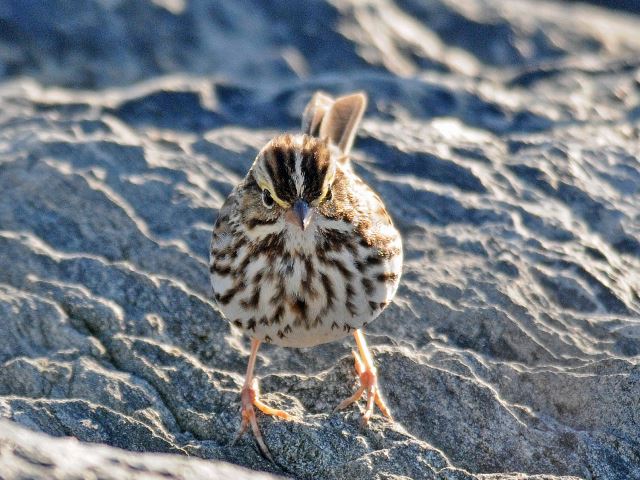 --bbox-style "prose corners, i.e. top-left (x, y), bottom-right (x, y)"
top-left (0, 0), bottom-right (638, 89)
